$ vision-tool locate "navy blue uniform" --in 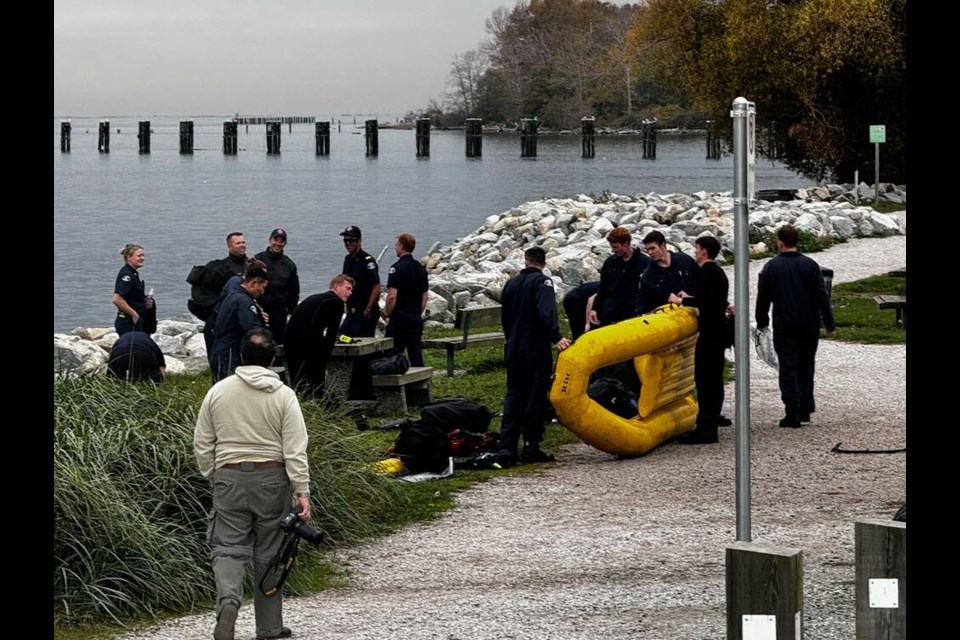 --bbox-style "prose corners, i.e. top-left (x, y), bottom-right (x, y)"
top-left (107, 331), bottom-right (166, 383)
top-left (680, 261), bottom-right (729, 431)
top-left (756, 251), bottom-right (835, 416)
top-left (499, 267), bottom-right (563, 454)
top-left (636, 251), bottom-right (698, 315)
top-left (284, 291), bottom-right (344, 397)
top-left (203, 276), bottom-right (244, 372)
top-left (114, 263), bottom-right (147, 335)
top-left (210, 288), bottom-right (263, 381)
top-left (562, 281), bottom-right (600, 341)
top-left (341, 249), bottom-right (380, 337)
top-left (385, 254), bottom-right (429, 366)
top-left (593, 250), bottom-right (650, 325)
top-left (255, 250), bottom-right (300, 344)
